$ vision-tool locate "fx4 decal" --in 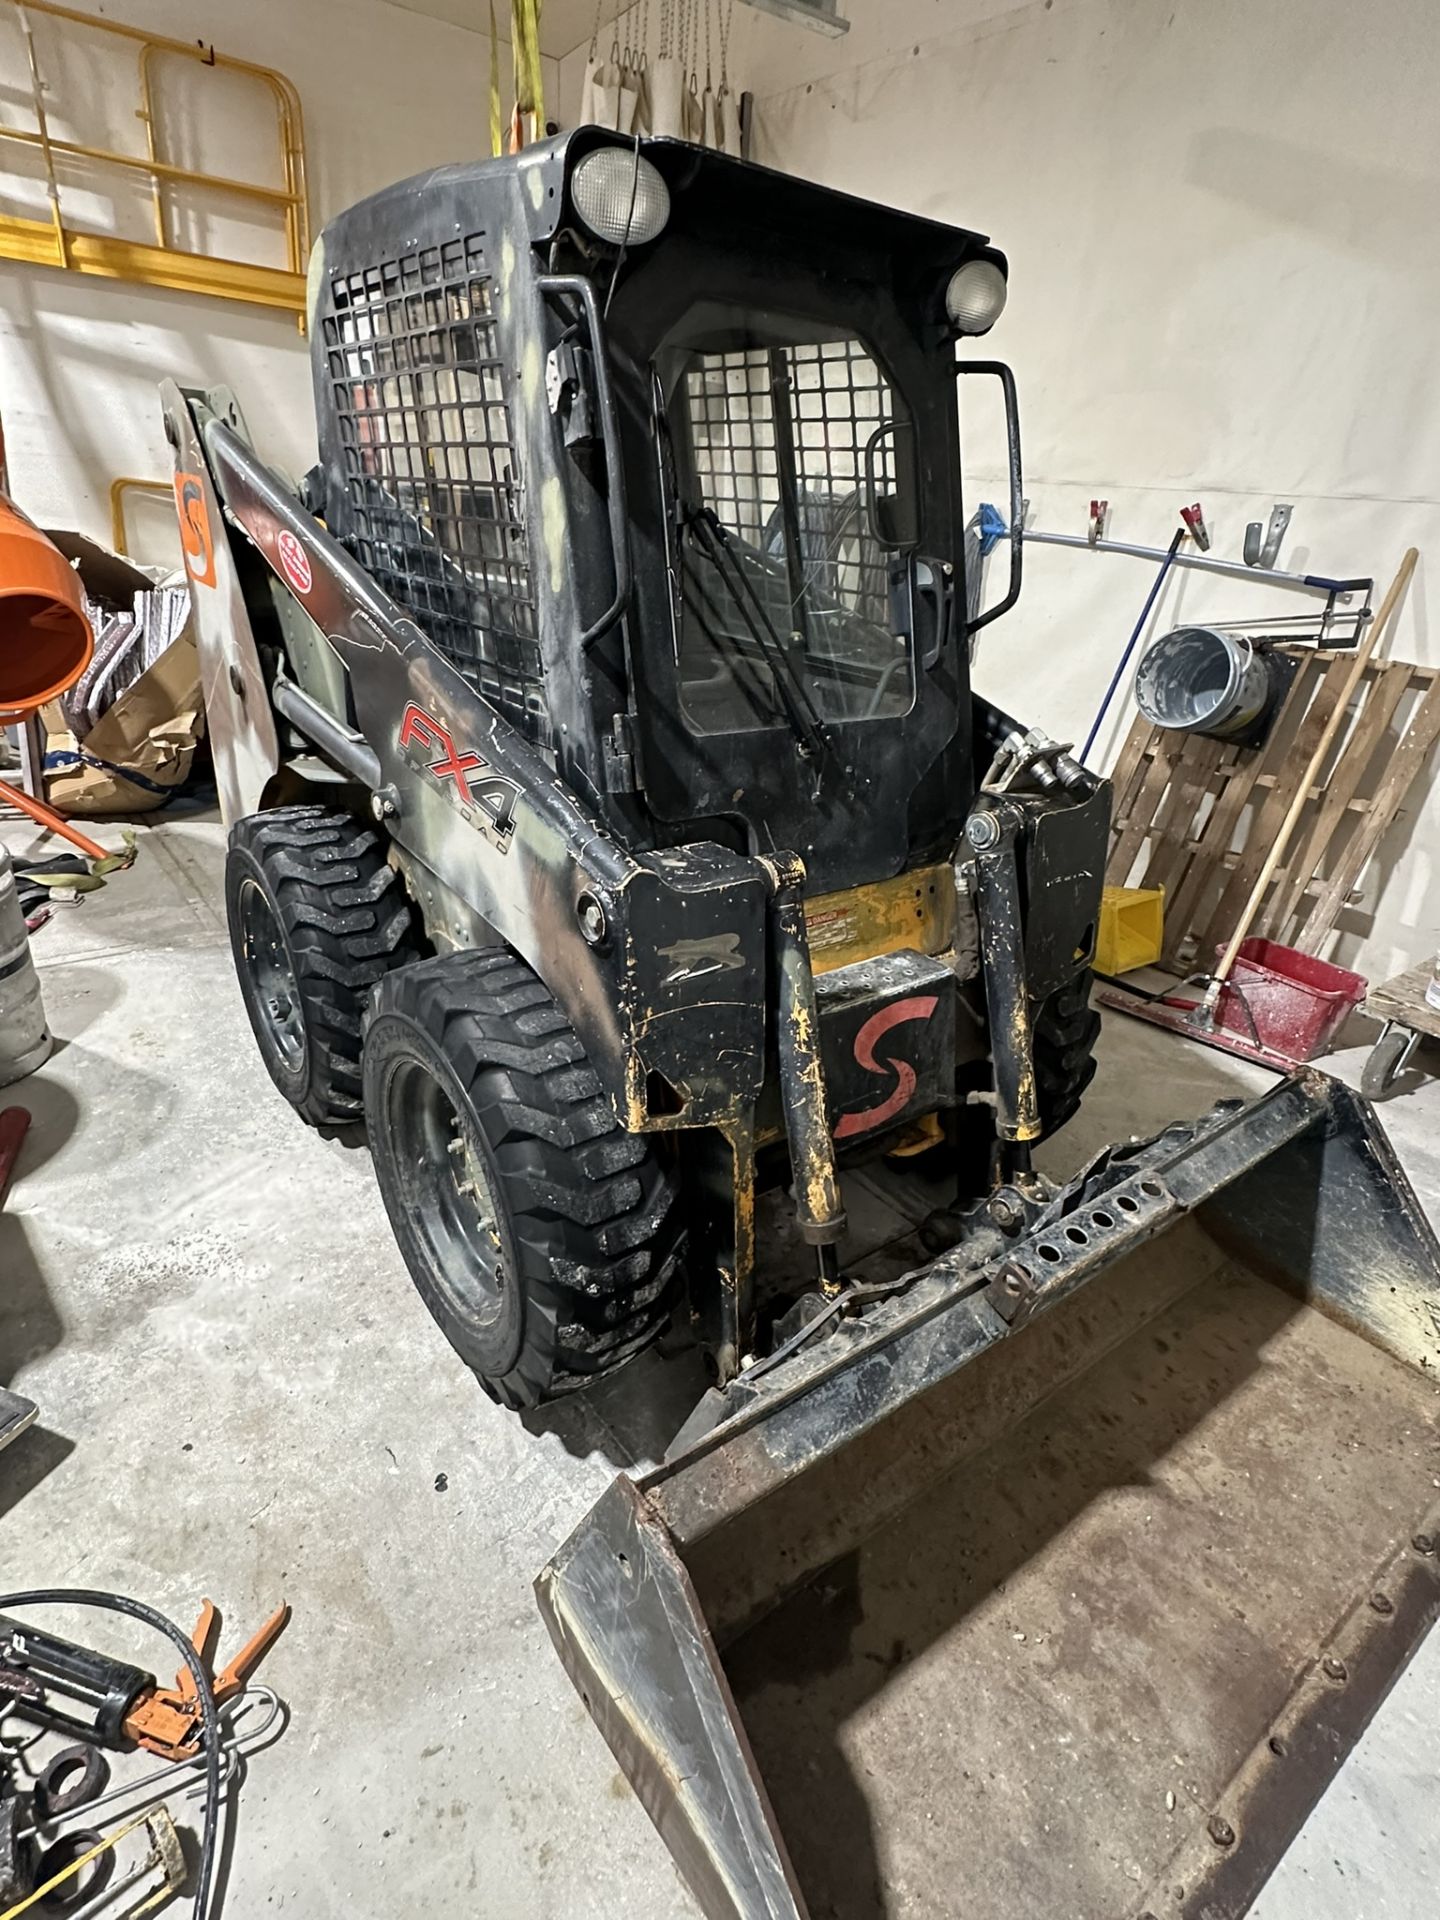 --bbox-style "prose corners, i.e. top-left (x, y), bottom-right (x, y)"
top-left (833, 995), bottom-right (940, 1140)
top-left (398, 703), bottom-right (520, 853)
